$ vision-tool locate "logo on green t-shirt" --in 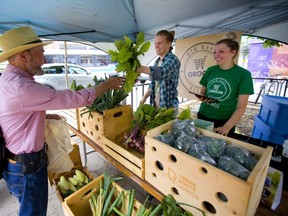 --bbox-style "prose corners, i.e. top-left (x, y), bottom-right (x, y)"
top-left (207, 78), bottom-right (231, 101)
